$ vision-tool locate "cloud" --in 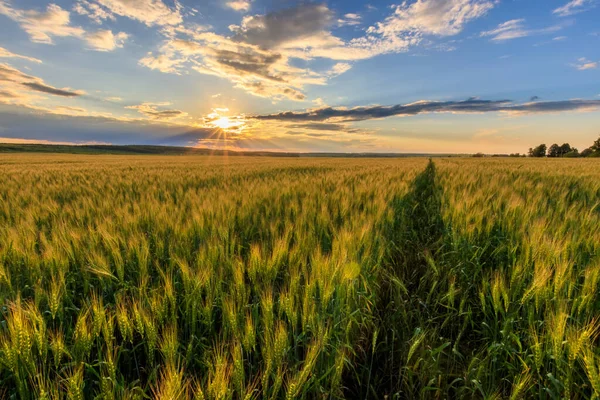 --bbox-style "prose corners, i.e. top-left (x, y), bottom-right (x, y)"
top-left (91, 0), bottom-right (183, 26)
top-left (138, 5), bottom-right (351, 100)
top-left (0, 1), bottom-right (129, 52)
top-left (73, 0), bottom-right (116, 24)
top-left (0, 47), bottom-right (42, 63)
top-left (85, 30), bottom-right (128, 51)
top-left (226, 0), bottom-right (251, 12)
top-left (0, 1), bottom-right (86, 44)
top-left (338, 13), bottom-right (362, 27)
top-left (573, 57), bottom-right (598, 70)
top-left (139, 2), bottom-right (494, 100)
top-left (0, 108), bottom-right (211, 146)
top-left (313, 97), bottom-right (326, 107)
top-left (328, 62), bottom-right (352, 77)
top-left (142, 28), bottom-right (330, 100)
top-left (0, 63), bottom-right (85, 105)
top-left (0, 63), bottom-right (36, 83)
top-left (230, 4), bottom-right (334, 50)
top-left (0, 136), bottom-right (108, 145)
top-left (286, 122), bottom-right (373, 134)
top-left (139, 52), bottom-right (185, 74)
top-left (251, 98), bottom-right (600, 122)
top-left (369, 0), bottom-right (495, 37)
top-left (553, 0), bottom-right (595, 16)
top-left (481, 19), bottom-right (563, 41)
top-left (126, 102), bottom-right (188, 120)
top-left (21, 82), bottom-right (82, 97)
